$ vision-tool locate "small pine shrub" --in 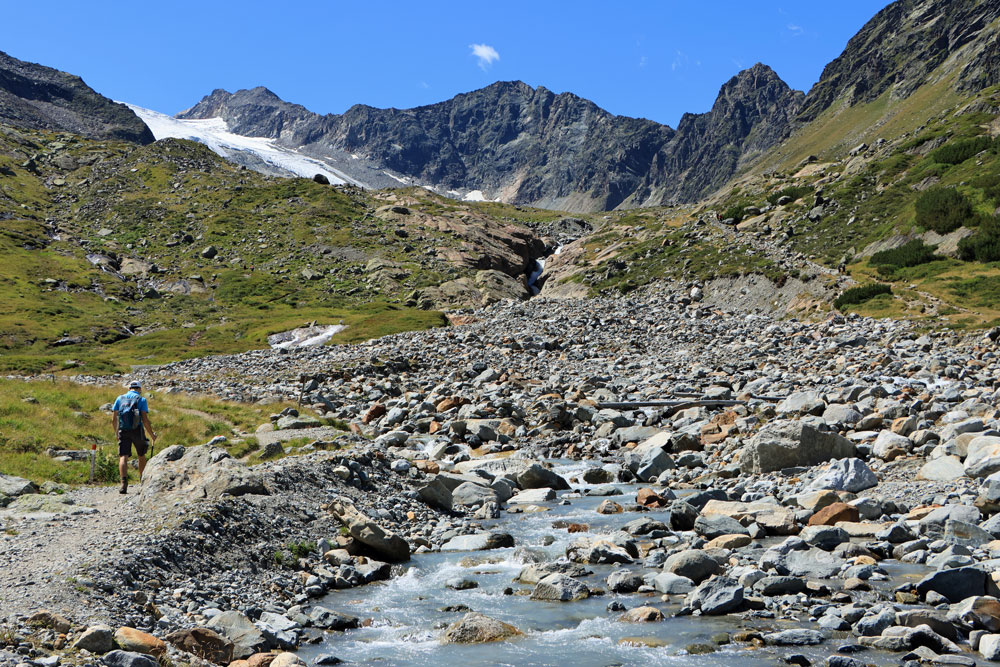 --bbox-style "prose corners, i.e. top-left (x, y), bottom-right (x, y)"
top-left (971, 173), bottom-right (1000, 204)
top-left (834, 283), bottom-right (892, 309)
top-left (914, 187), bottom-right (977, 233)
top-left (930, 136), bottom-right (997, 165)
top-left (869, 240), bottom-right (941, 276)
top-left (958, 216), bottom-right (1000, 262)
top-left (766, 185), bottom-right (813, 205)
